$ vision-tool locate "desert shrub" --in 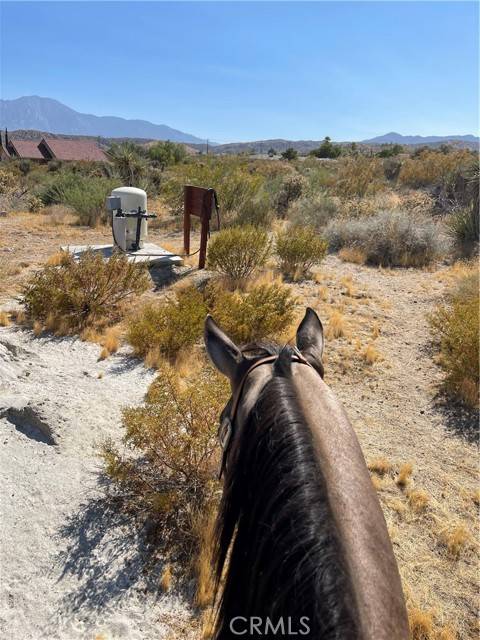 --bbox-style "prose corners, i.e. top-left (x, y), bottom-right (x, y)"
top-left (275, 173), bottom-right (308, 216)
top-left (430, 267), bottom-right (479, 407)
top-left (206, 282), bottom-right (296, 343)
top-left (47, 160), bottom-right (62, 172)
top-left (207, 226), bottom-right (271, 283)
top-left (324, 210), bottom-right (447, 267)
top-left (447, 207), bottom-right (479, 258)
top-left (127, 286), bottom-right (207, 359)
top-left (281, 147), bottom-right (298, 161)
top-left (62, 177), bottom-right (116, 226)
top-left (148, 140), bottom-right (186, 169)
top-left (107, 141), bottom-right (147, 185)
top-left (37, 169), bottom-right (115, 225)
top-left (288, 192), bottom-right (338, 230)
top-left (334, 156), bottom-right (386, 197)
top-left (275, 226), bottom-right (328, 279)
top-left (398, 150), bottom-right (473, 189)
top-left (226, 191), bottom-right (273, 228)
top-left (309, 136), bottom-right (342, 159)
top-left (377, 144), bottom-right (403, 158)
top-left (18, 159), bottom-right (31, 176)
top-left (21, 250), bottom-right (150, 332)
top-left (161, 157), bottom-right (265, 217)
top-left (27, 195), bottom-right (43, 213)
top-left (102, 360), bottom-right (229, 555)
